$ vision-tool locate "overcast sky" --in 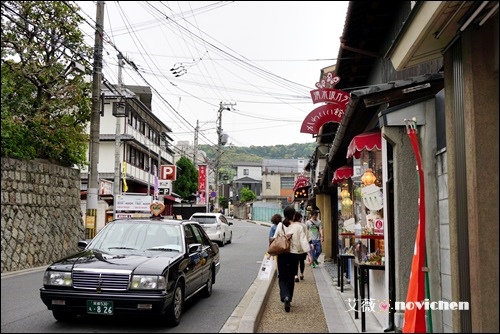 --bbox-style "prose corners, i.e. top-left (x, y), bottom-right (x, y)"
top-left (77, 1), bottom-right (349, 148)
